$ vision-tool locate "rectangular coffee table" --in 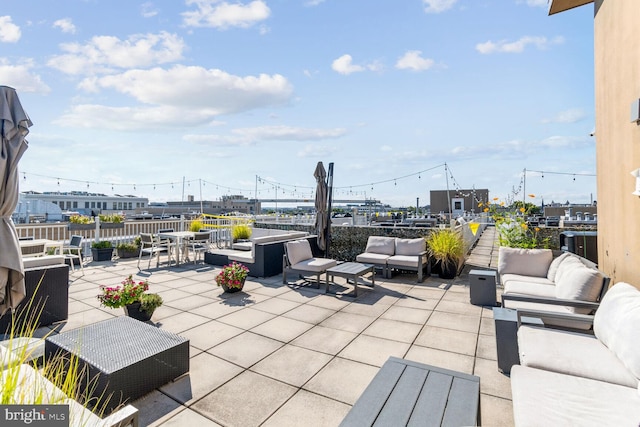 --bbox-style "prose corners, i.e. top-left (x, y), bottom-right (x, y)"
top-left (326, 262), bottom-right (374, 297)
top-left (341, 357), bottom-right (480, 426)
top-left (45, 316), bottom-right (189, 413)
